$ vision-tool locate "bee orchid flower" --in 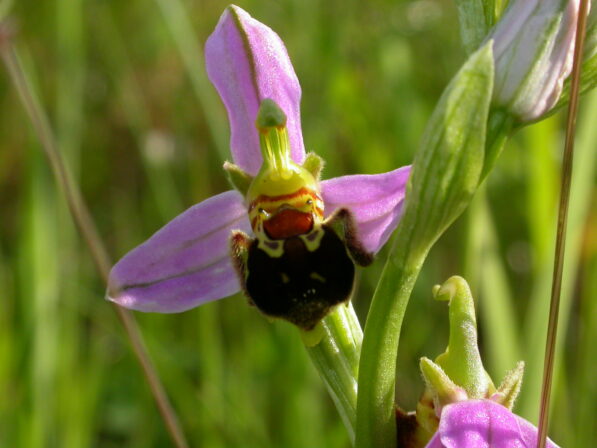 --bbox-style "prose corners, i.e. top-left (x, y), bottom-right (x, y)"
top-left (417, 277), bottom-right (560, 448)
top-left (107, 5), bottom-right (410, 329)
top-left (425, 399), bottom-right (560, 448)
